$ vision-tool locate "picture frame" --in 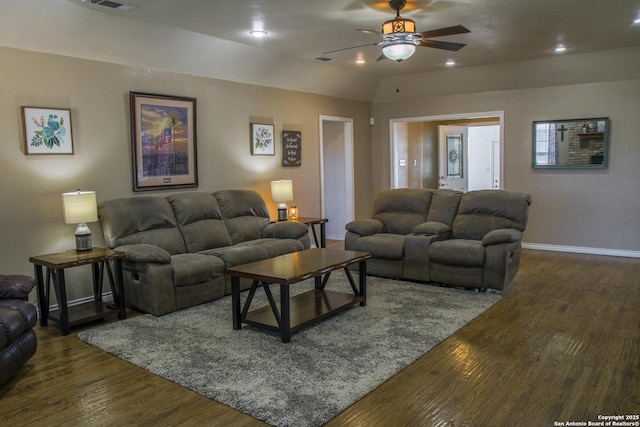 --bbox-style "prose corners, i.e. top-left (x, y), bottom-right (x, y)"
top-left (250, 123), bottom-right (275, 156)
top-left (21, 107), bottom-right (74, 155)
top-left (532, 117), bottom-right (610, 169)
top-left (130, 92), bottom-right (198, 191)
top-left (282, 130), bottom-right (301, 167)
